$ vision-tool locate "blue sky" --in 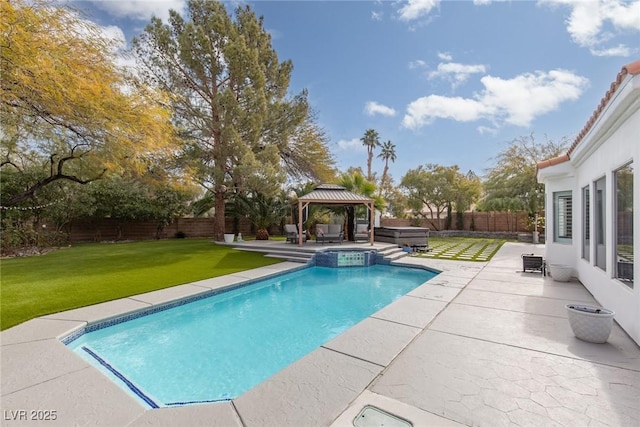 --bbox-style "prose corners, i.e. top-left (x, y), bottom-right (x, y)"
top-left (70, 0), bottom-right (640, 183)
